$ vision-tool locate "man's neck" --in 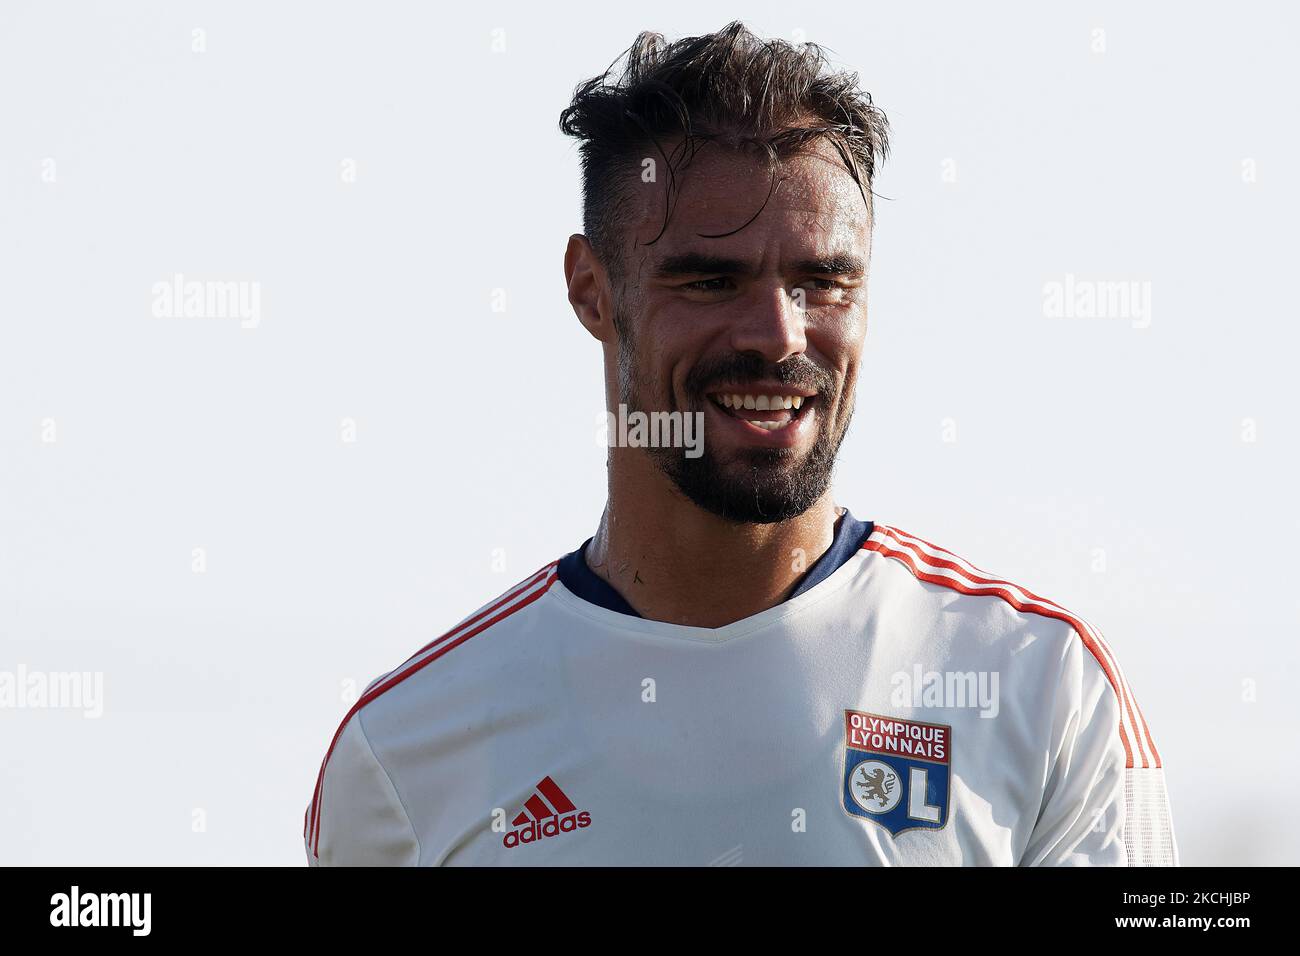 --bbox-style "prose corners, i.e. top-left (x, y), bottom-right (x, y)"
top-left (584, 454), bottom-right (841, 628)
